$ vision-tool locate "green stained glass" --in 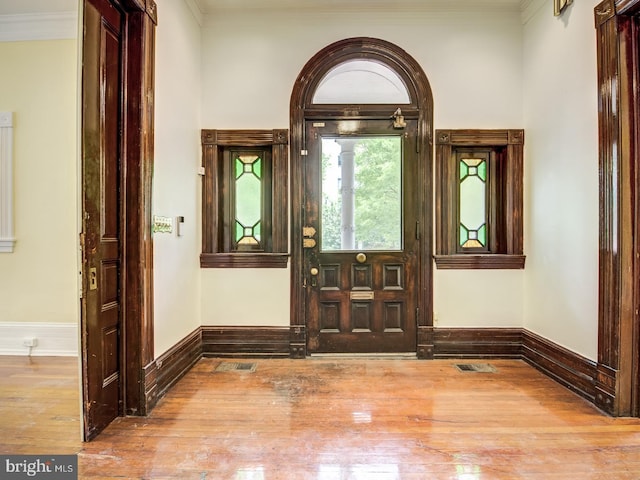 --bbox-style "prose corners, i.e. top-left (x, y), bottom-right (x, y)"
top-left (460, 161), bottom-right (469, 180)
top-left (477, 223), bottom-right (486, 246)
top-left (235, 154), bottom-right (262, 248)
top-left (477, 160), bottom-right (487, 181)
top-left (459, 156), bottom-right (488, 249)
top-left (253, 158), bottom-right (262, 178)
top-left (235, 158), bottom-right (244, 179)
top-left (235, 222), bottom-right (243, 242)
top-left (460, 224), bottom-right (468, 244)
